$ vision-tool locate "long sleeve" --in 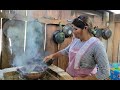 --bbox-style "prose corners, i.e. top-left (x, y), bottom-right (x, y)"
top-left (58, 37), bottom-right (77, 56)
top-left (58, 44), bottom-right (70, 56)
top-left (58, 37), bottom-right (76, 56)
top-left (94, 41), bottom-right (110, 80)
